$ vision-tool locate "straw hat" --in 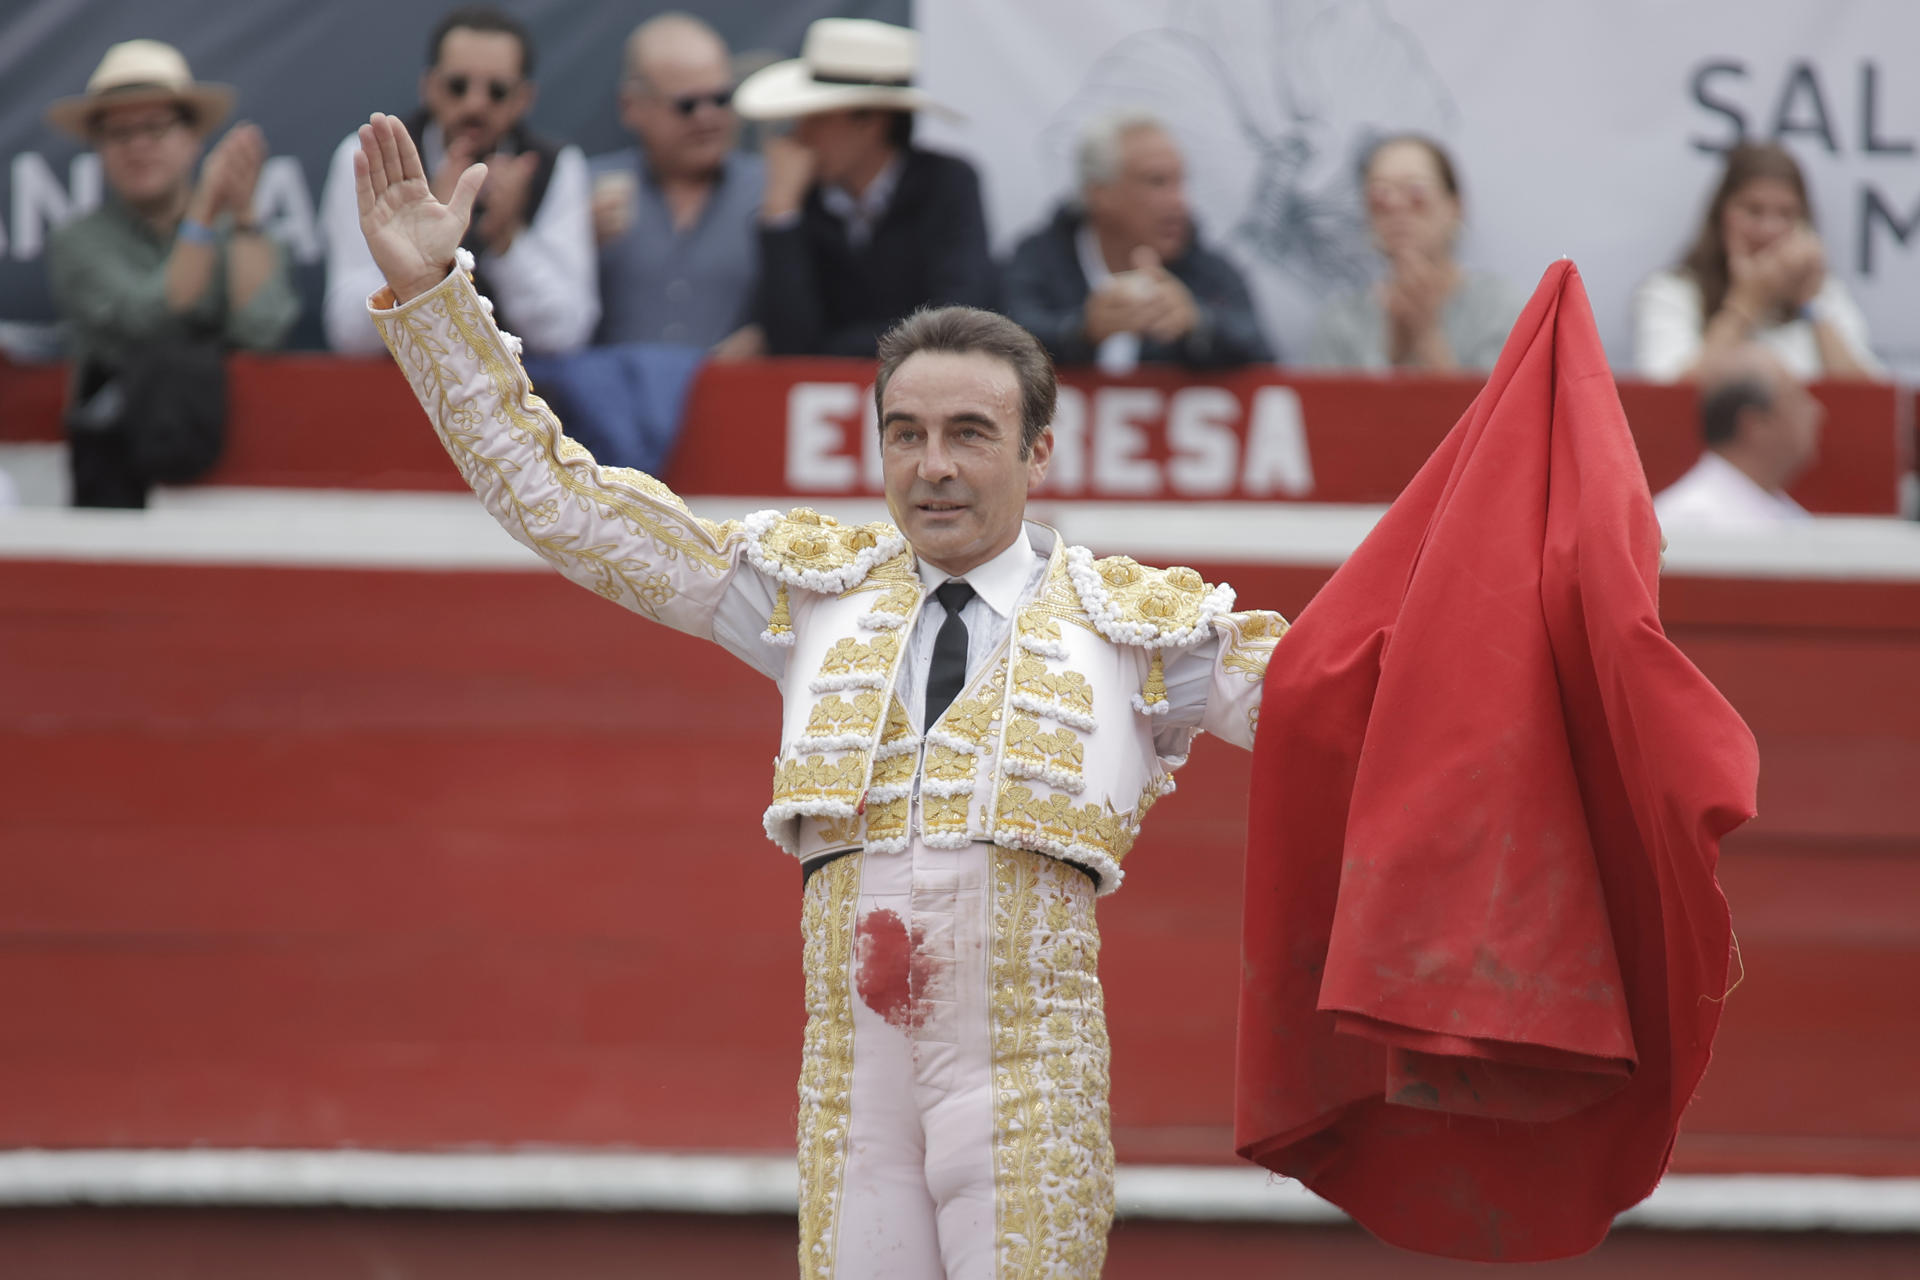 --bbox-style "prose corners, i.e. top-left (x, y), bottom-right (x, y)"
top-left (734, 19), bottom-right (959, 121)
top-left (45, 39), bottom-right (234, 139)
